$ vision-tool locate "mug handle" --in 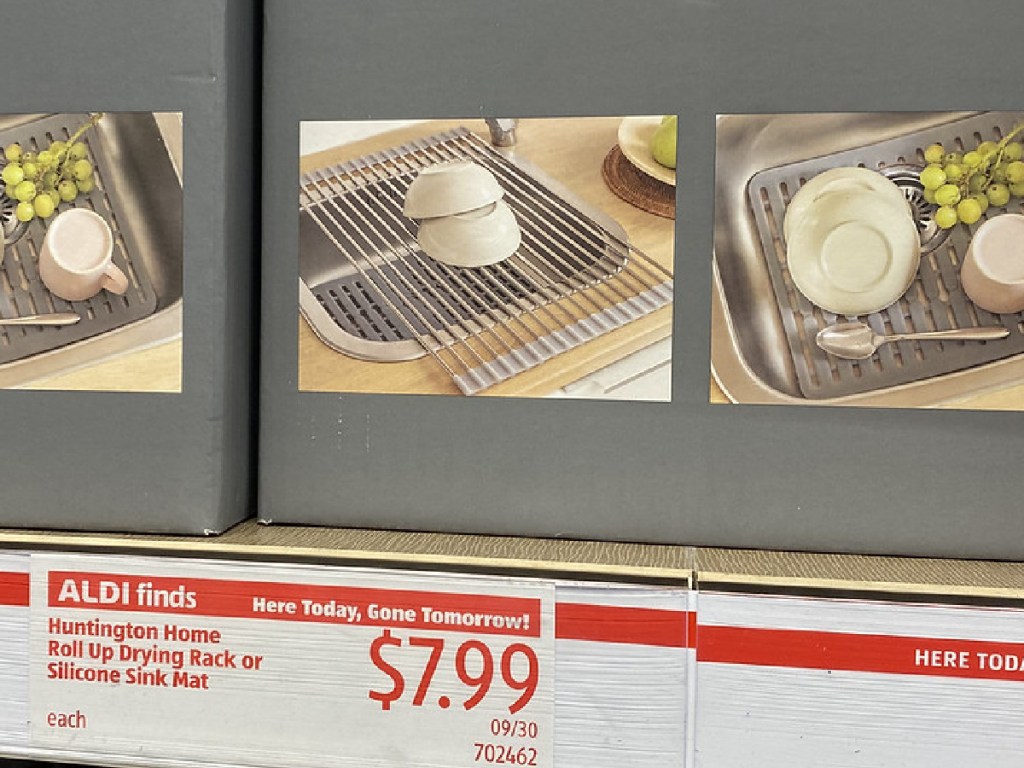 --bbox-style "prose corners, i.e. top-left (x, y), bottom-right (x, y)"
top-left (101, 263), bottom-right (129, 295)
